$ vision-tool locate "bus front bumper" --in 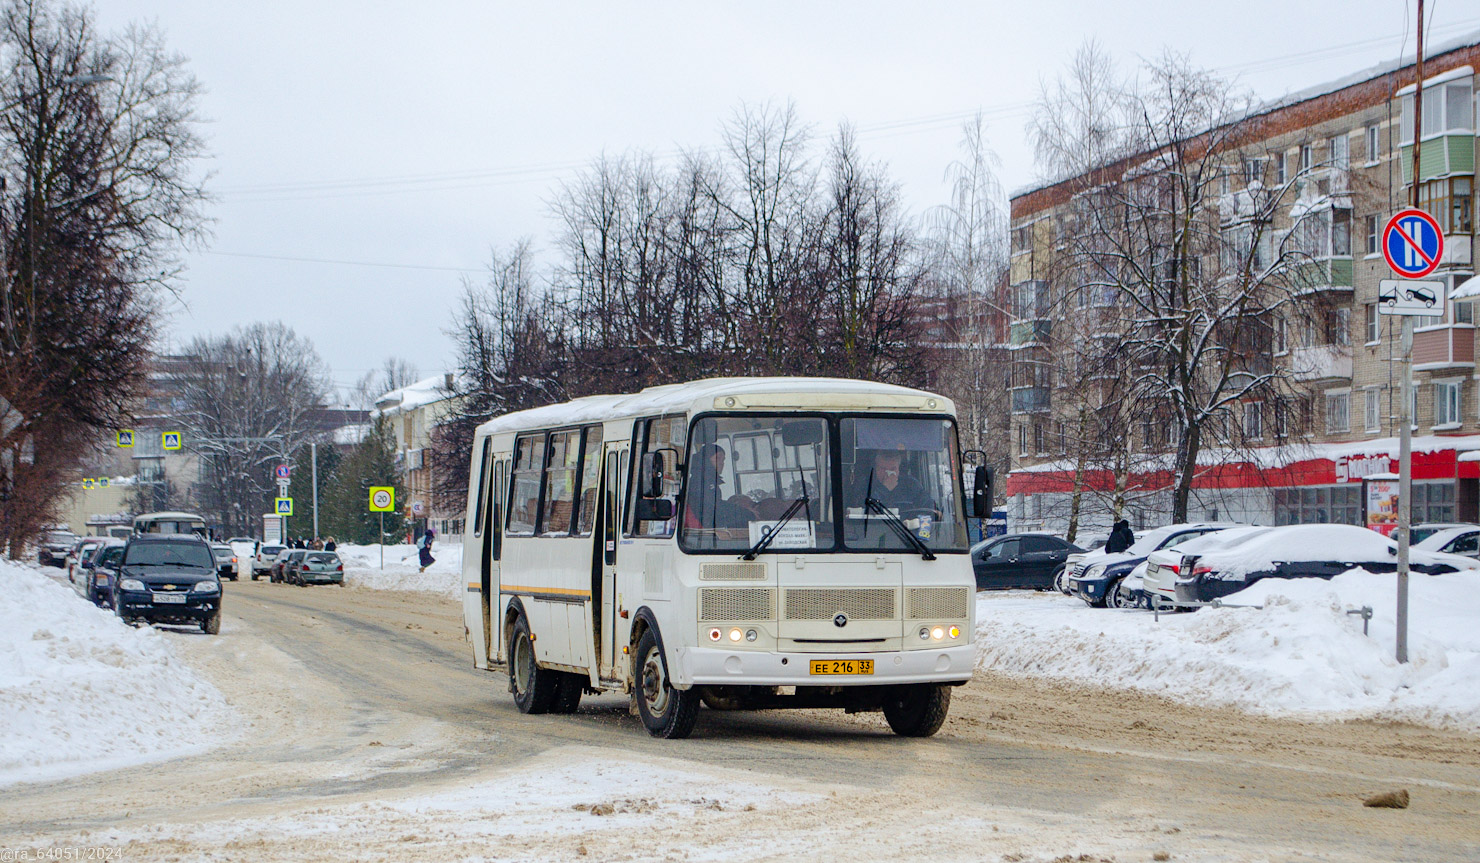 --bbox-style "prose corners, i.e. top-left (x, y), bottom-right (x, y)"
top-left (675, 644), bottom-right (975, 688)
